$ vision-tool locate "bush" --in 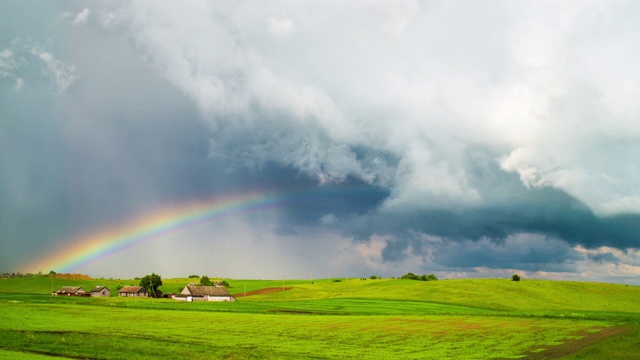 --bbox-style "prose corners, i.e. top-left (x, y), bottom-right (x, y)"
top-left (512, 274), bottom-right (521, 282)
